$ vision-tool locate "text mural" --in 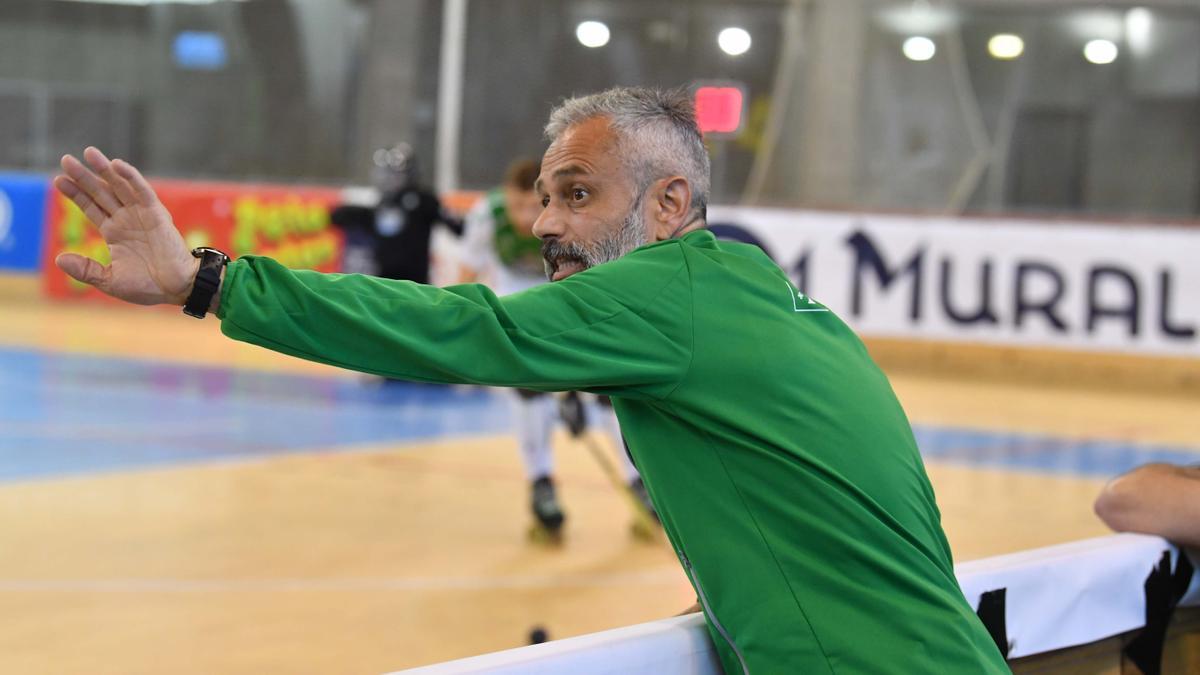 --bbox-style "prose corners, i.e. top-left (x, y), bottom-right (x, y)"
top-left (707, 207), bottom-right (1198, 358)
